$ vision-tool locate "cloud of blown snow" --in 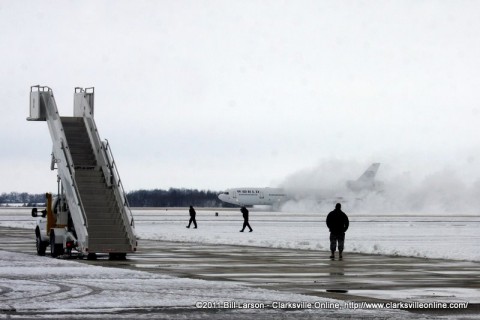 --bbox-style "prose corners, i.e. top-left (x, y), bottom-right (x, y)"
top-left (278, 159), bottom-right (480, 214)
